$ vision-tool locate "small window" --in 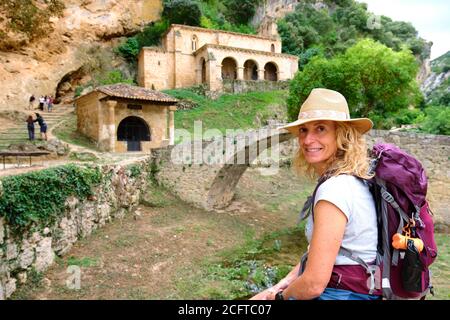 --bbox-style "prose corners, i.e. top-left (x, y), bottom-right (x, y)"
top-left (127, 104), bottom-right (142, 110)
top-left (271, 44), bottom-right (275, 53)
